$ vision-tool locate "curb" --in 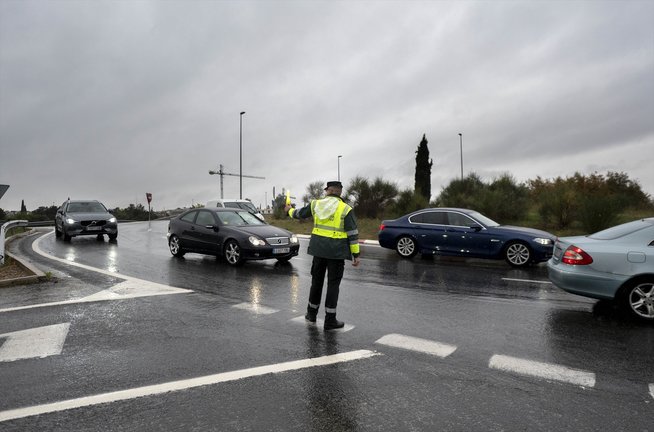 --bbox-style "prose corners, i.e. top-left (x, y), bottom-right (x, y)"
top-left (296, 234), bottom-right (379, 246)
top-left (0, 230), bottom-right (47, 288)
